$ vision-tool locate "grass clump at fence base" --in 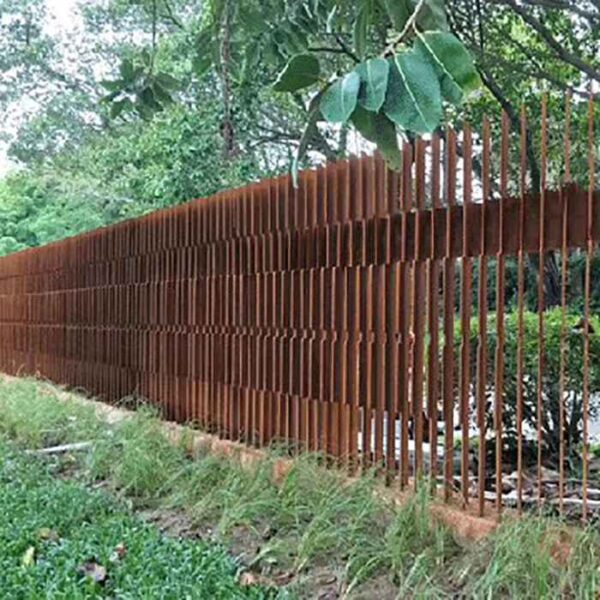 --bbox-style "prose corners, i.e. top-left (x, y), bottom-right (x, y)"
top-left (0, 378), bottom-right (104, 449)
top-left (167, 453), bottom-right (456, 595)
top-left (453, 516), bottom-right (600, 599)
top-left (89, 407), bottom-right (186, 499)
top-left (0, 376), bottom-right (599, 598)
